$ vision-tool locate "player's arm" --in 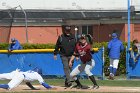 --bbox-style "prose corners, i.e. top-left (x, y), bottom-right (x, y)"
top-left (36, 73), bottom-right (52, 89)
top-left (41, 82), bottom-right (52, 89)
top-left (25, 82), bottom-right (38, 90)
top-left (69, 52), bottom-right (77, 67)
top-left (54, 36), bottom-right (61, 55)
top-left (8, 43), bottom-right (13, 52)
